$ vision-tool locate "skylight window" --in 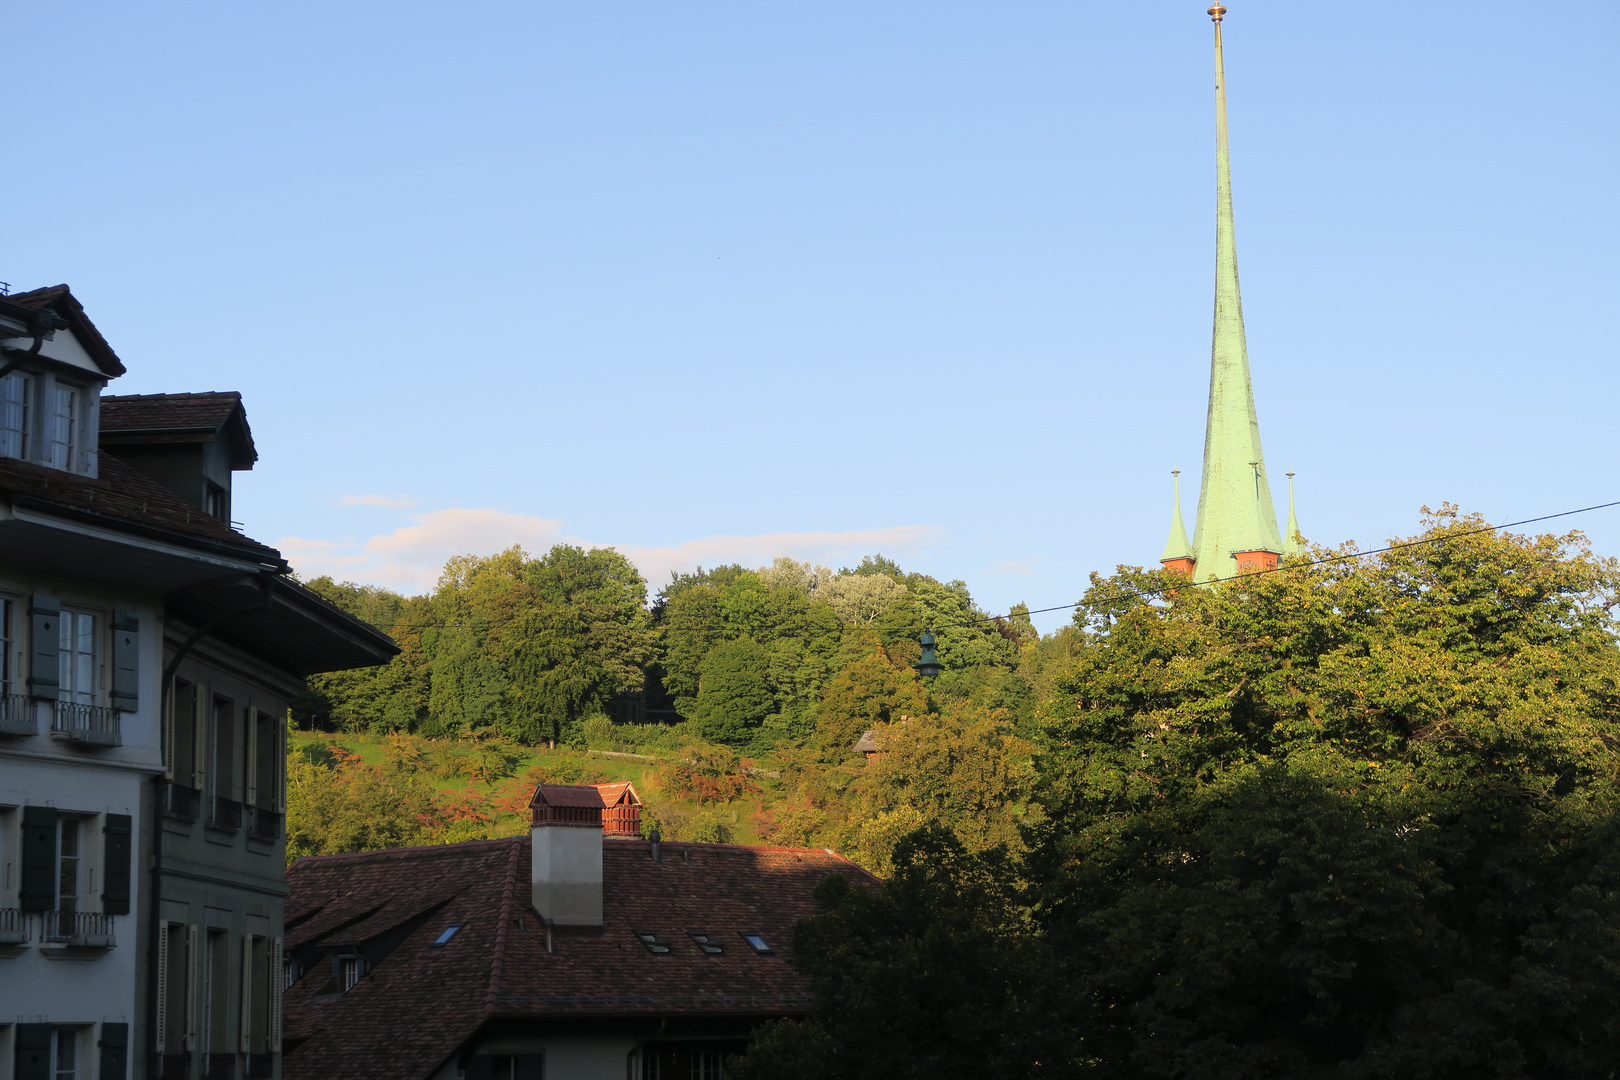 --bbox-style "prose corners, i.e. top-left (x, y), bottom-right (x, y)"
top-left (432, 924), bottom-right (463, 946)
top-left (634, 931), bottom-right (672, 955)
top-left (741, 933), bottom-right (774, 955)
top-left (688, 931), bottom-right (723, 956)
